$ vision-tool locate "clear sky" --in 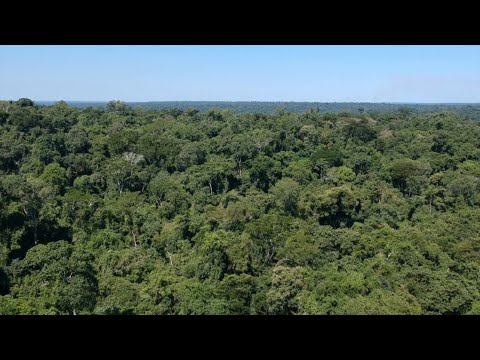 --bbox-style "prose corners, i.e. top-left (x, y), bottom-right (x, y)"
top-left (1, 45), bottom-right (480, 103)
